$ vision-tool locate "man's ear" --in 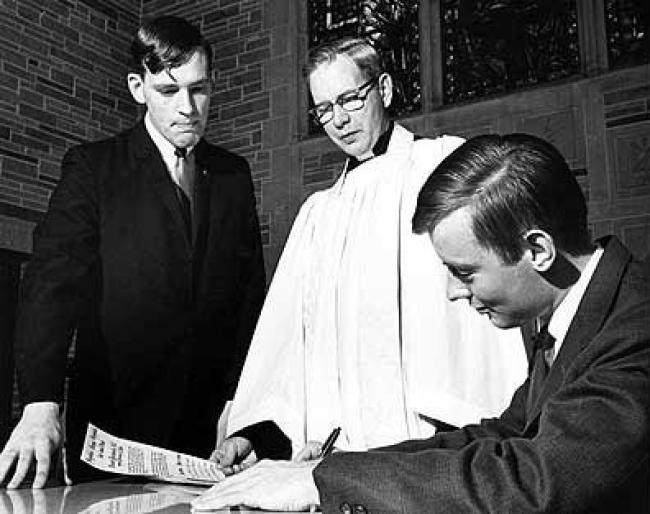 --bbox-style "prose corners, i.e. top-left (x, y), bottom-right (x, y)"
top-left (522, 229), bottom-right (556, 272)
top-left (127, 72), bottom-right (146, 105)
top-left (378, 72), bottom-right (393, 109)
